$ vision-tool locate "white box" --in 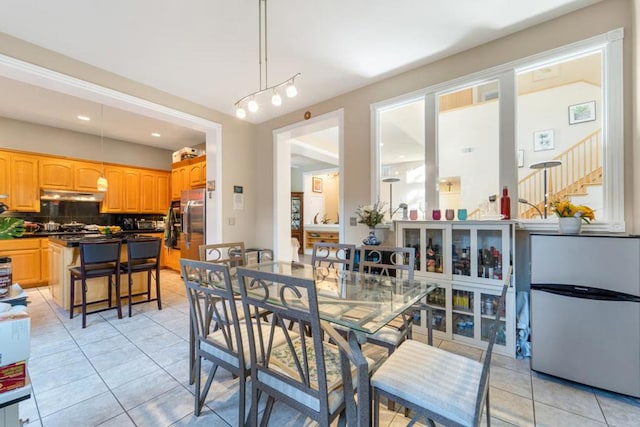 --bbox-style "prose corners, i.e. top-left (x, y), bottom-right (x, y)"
top-left (172, 147), bottom-right (201, 163)
top-left (0, 316), bottom-right (30, 368)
